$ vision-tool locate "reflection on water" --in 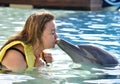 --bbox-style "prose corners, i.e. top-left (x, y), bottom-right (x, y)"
top-left (0, 7), bottom-right (120, 84)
